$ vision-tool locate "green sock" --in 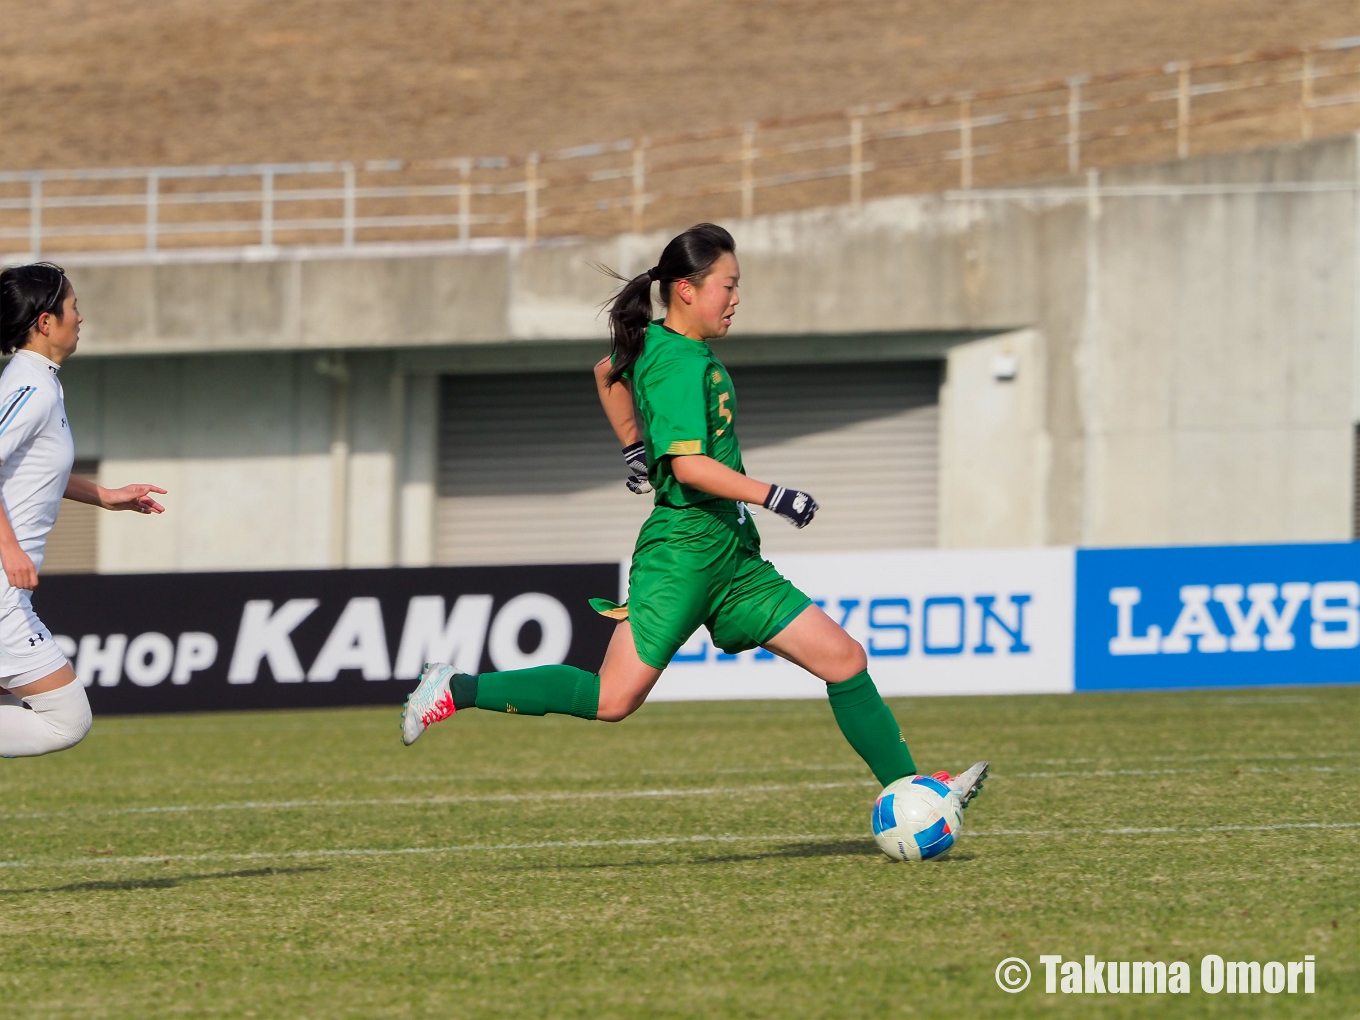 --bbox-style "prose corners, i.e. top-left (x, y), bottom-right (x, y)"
top-left (470, 665), bottom-right (600, 720)
top-left (826, 670), bottom-right (916, 786)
